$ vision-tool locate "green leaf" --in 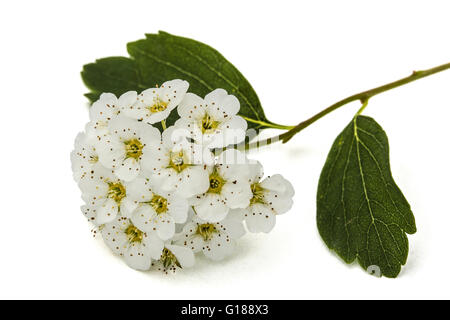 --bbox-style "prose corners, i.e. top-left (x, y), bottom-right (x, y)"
top-left (81, 31), bottom-right (278, 131)
top-left (81, 57), bottom-right (144, 102)
top-left (317, 115), bottom-right (416, 278)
